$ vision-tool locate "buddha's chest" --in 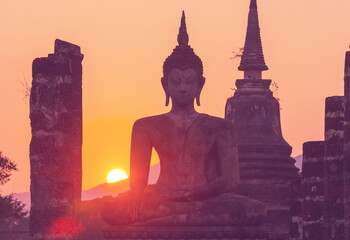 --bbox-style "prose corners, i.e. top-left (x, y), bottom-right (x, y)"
top-left (151, 121), bottom-right (217, 160)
